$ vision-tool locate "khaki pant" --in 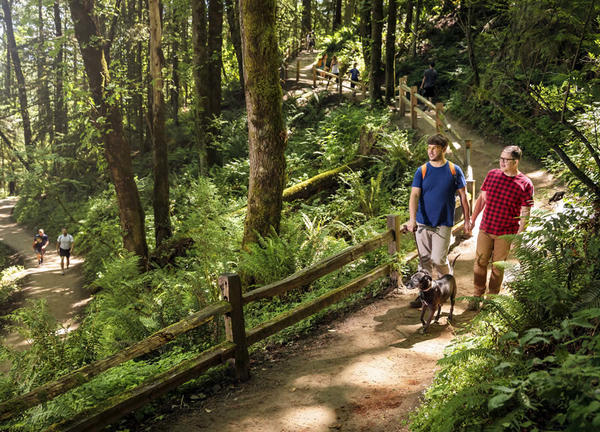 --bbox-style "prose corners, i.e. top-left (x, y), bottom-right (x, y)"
top-left (415, 224), bottom-right (452, 278)
top-left (473, 230), bottom-right (513, 296)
